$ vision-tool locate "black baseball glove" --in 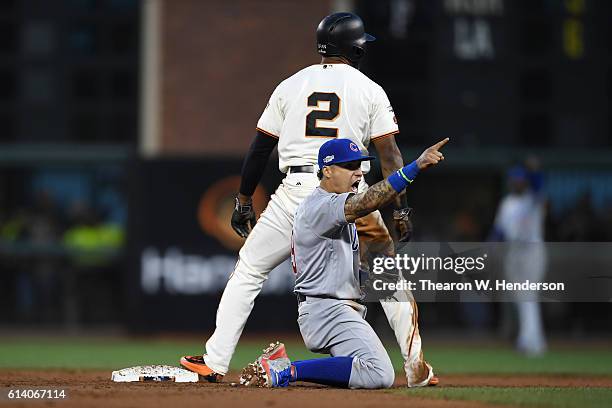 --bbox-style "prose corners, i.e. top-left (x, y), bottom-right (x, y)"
top-left (231, 196), bottom-right (257, 238)
top-left (393, 207), bottom-right (414, 242)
